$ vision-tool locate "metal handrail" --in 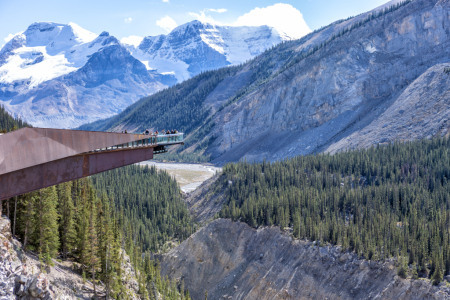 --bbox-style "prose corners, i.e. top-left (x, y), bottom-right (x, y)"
top-left (90, 133), bottom-right (184, 153)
